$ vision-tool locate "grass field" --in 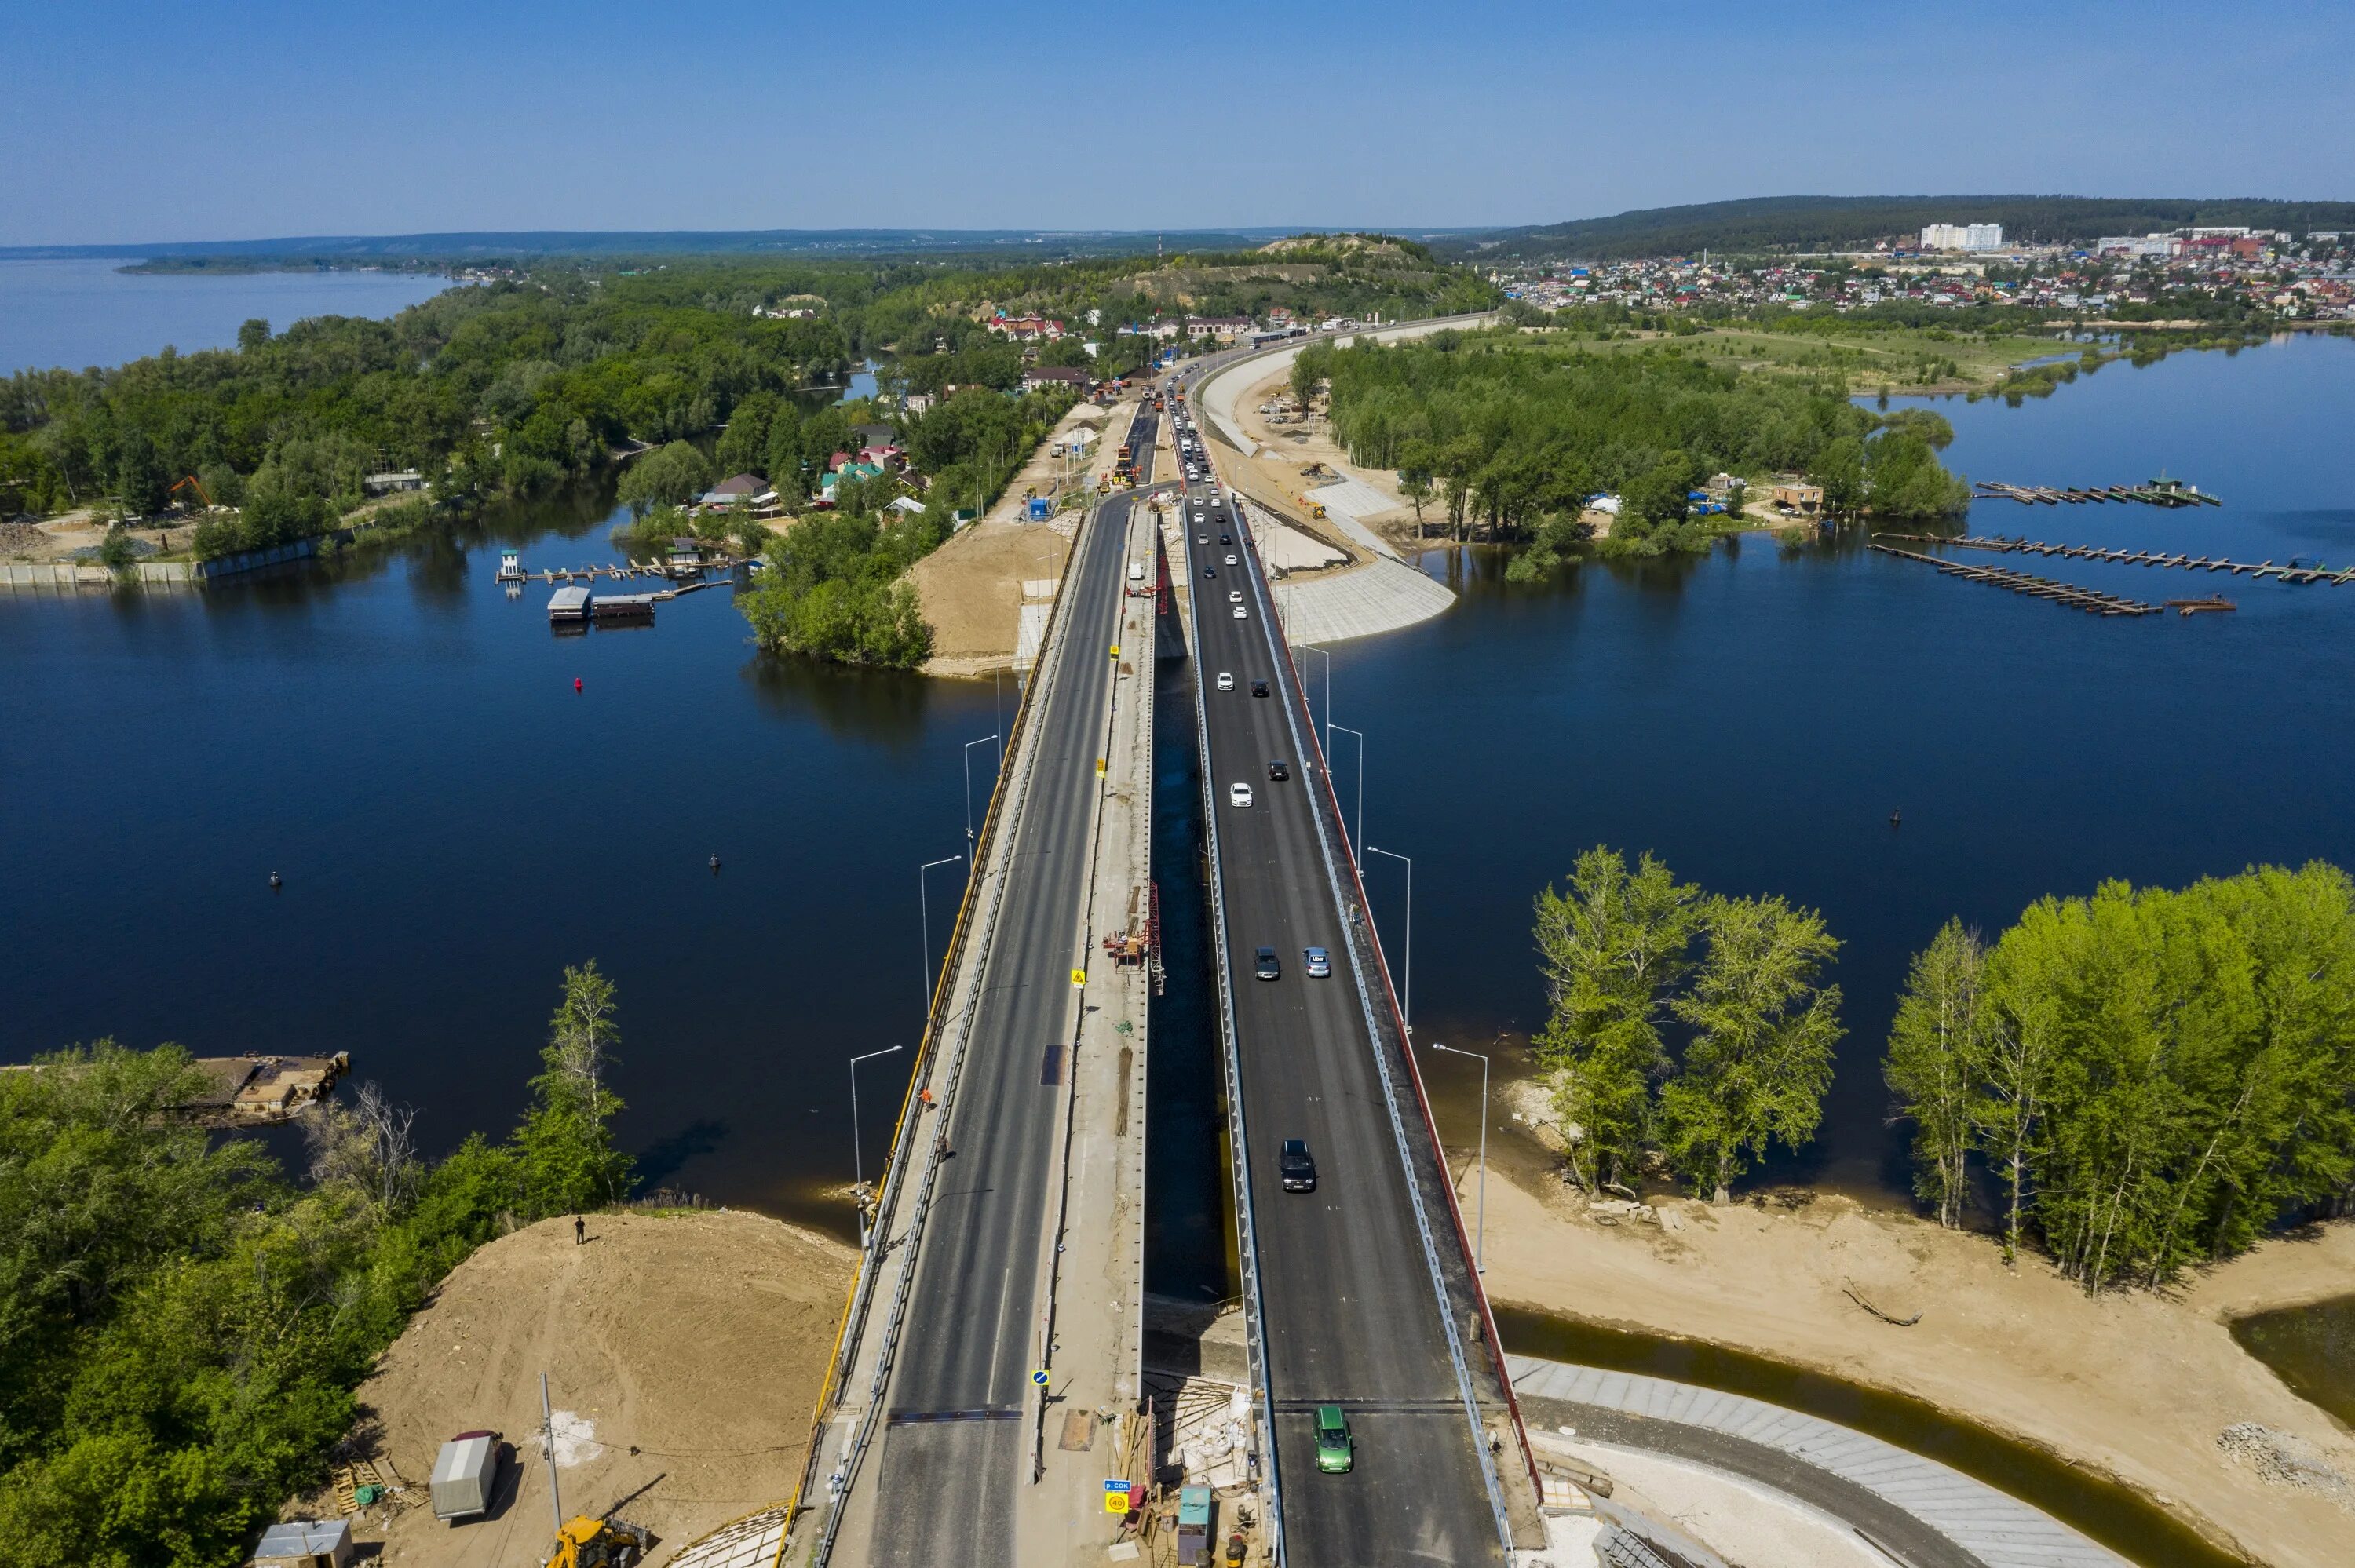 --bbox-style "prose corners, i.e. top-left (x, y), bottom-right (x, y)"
top-left (1558, 325), bottom-right (2074, 395)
